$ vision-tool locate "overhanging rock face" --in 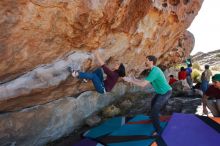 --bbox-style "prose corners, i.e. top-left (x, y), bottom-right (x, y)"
top-left (0, 0), bottom-right (204, 145)
top-left (0, 0), bottom-right (203, 112)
